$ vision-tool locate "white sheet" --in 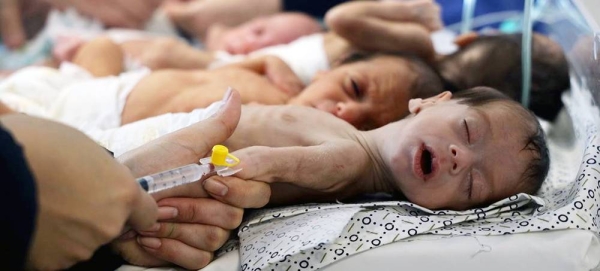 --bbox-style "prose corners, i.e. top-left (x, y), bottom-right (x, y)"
top-left (117, 229), bottom-right (600, 271)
